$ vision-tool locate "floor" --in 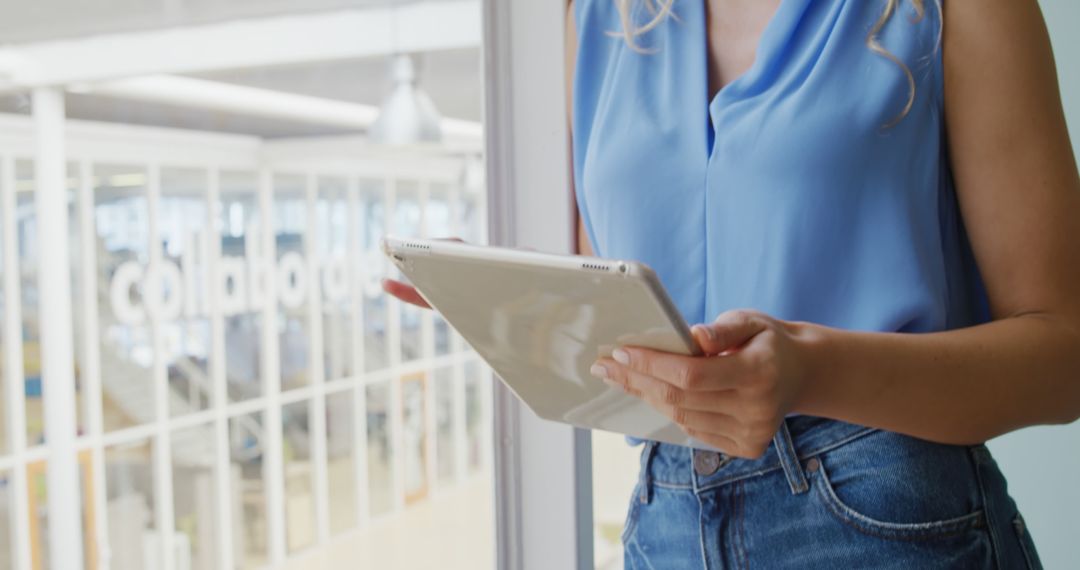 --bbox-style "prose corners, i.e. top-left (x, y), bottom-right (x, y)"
top-left (282, 473), bottom-right (495, 570)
